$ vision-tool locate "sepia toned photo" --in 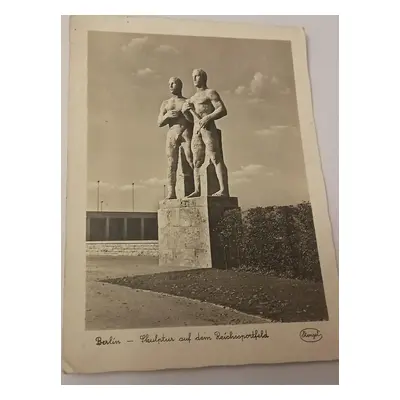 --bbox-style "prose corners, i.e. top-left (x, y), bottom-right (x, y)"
top-left (63, 16), bottom-right (338, 374)
top-left (85, 30), bottom-right (328, 331)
